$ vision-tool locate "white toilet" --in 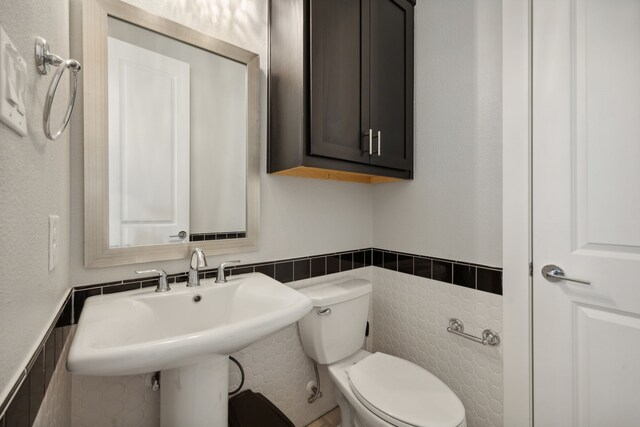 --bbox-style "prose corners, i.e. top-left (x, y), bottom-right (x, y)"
top-left (297, 278), bottom-right (467, 427)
